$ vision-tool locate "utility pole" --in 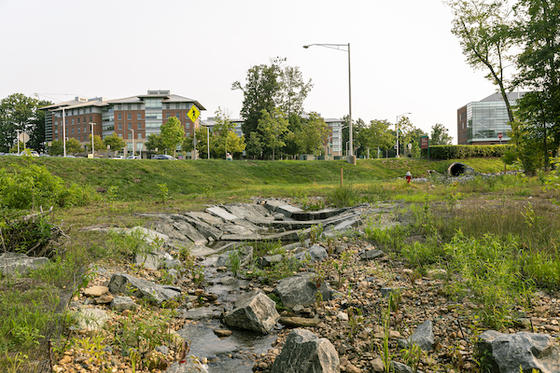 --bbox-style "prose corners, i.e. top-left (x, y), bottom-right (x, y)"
top-left (207, 126), bottom-right (210, 159)
top-left (16, 129), bottom-right (20, 153)
top-left (90, 122), bottom-right (95, 157)
top-left (130, 128), bottom-right (135, 157)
